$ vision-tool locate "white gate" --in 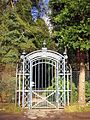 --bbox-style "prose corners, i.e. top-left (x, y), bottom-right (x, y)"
top-left (15, 44), bottom-right (72, 109)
